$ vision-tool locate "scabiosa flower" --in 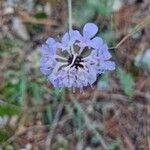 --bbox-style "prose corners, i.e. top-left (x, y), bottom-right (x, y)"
top-left (40, 23), bottom-right (115, 91)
